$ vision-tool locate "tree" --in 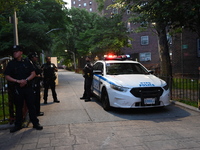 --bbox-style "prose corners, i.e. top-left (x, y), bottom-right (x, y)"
top-left (177, 0), bottom-right (200, 37)
top-left (0, 0), bottom-right (69, 56)
top-left (66, 8), bottom-right (130, 57)
top-left (0, 0), bottom-right (35, 14)
top-left (109, 0), bottom-right (187, 80)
